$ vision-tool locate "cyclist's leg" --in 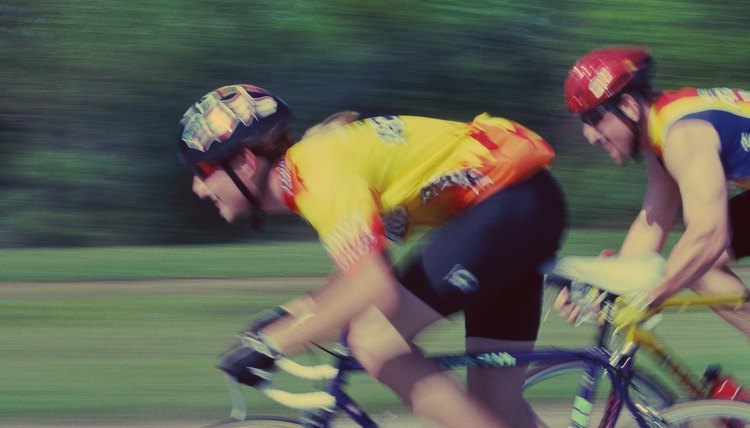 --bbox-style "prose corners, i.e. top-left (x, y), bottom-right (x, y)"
top-left (464, 270), bottom-right (546, 428)
top-left (391, 171), bottom-right (565, 427)
top-left (690, 251), bottom-right (750, 337)
top-left (466, 337), bottom-right (541, 427)
top-left (347, 291), bottom-right (506, 428)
